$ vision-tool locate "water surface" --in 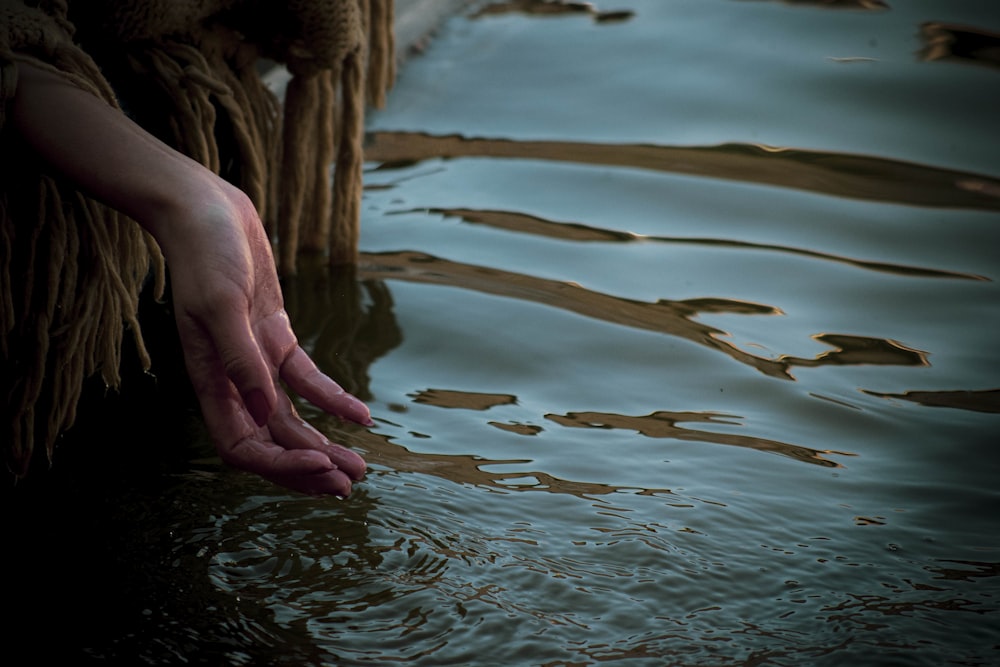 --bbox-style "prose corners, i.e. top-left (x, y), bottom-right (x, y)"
top-left (6, 0), bottom-right (1000, 664)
